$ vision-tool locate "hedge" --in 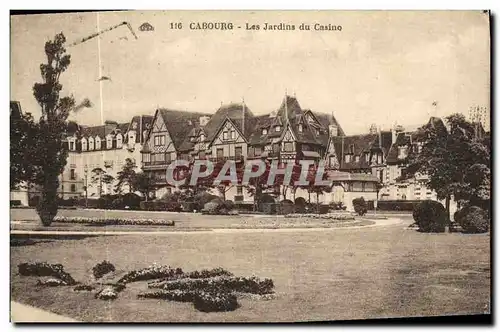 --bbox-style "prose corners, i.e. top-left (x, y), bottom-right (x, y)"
top-left (376, 200), bottom-right (422, 211)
